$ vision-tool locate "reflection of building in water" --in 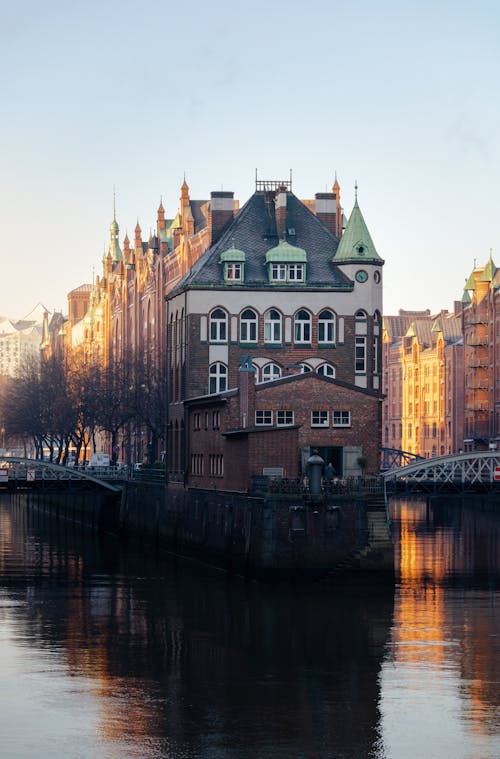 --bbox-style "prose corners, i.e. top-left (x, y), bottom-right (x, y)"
top-left (0, 496), bottom-right (393, 757)
top-left (393, 500), bottom-right (448, 668)
top-left (391, 496), bottom-right (500, 735)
